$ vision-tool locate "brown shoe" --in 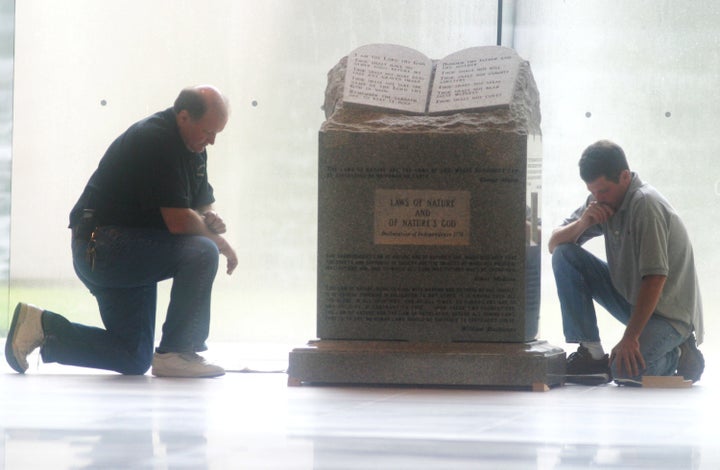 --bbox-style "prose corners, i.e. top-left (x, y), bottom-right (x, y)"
top-left (676, 334), bottom-right (704, 383)
top-left (5, 303), bottom-right (45, 373)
